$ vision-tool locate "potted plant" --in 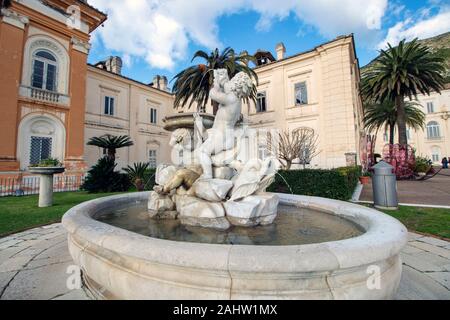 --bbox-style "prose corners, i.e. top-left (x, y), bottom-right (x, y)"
top-left (29, 158), bottom-right (65, 174)
top-left (29, 158), bottom-right (65, 207)
top-left (359, 171), bottom-right (372, 185)
top-left (414, 156), bottom-right (432, 177)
